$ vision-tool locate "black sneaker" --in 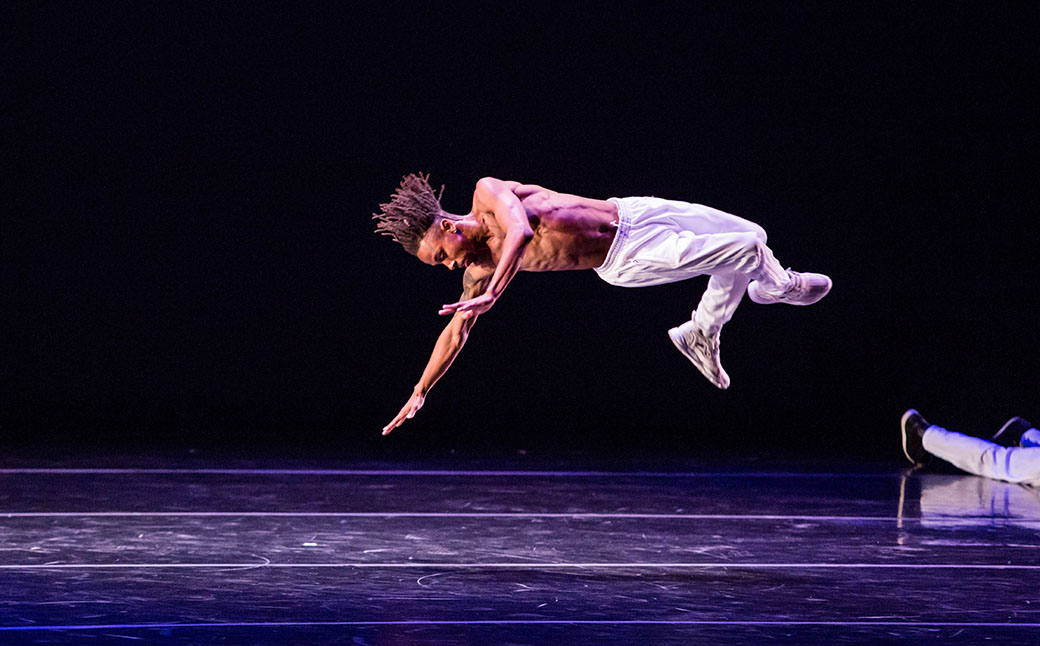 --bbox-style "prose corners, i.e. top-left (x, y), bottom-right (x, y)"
top-left (901, 409), bottom-right (932, 466)
top-left (992, 416), bottom-right (1033, 447)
